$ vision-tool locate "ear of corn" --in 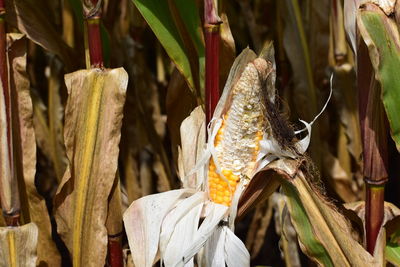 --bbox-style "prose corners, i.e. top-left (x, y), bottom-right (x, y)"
top-left (208, 58), bottom-right (268, 206)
